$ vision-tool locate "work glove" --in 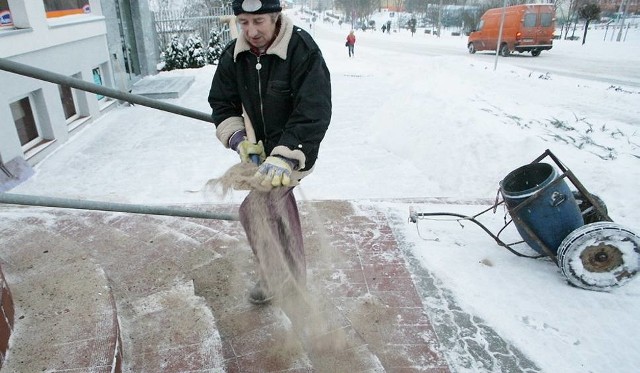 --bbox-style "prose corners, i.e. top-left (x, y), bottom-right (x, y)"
top-left (254, 156), bottom-right (297, 187)
top-left (237, 139), bottom-right (266, 165)
top-left (229, 130), bottom-right (266, 165)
